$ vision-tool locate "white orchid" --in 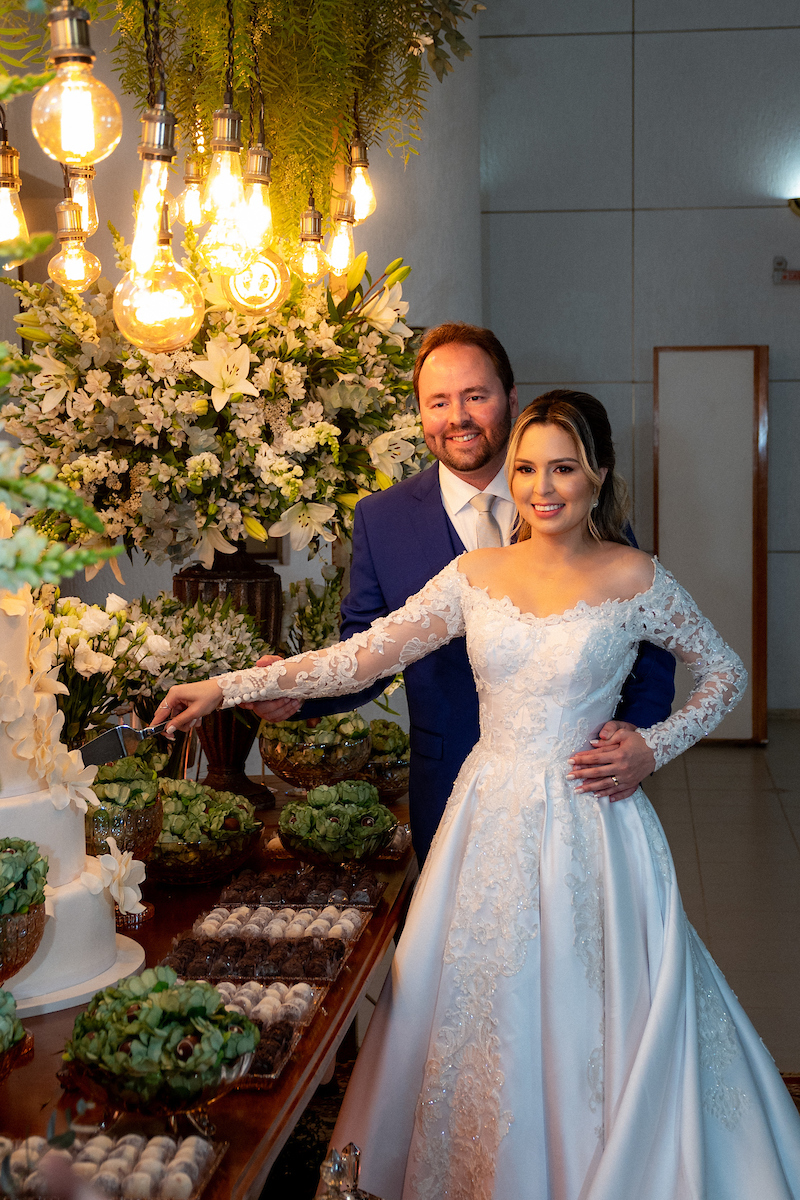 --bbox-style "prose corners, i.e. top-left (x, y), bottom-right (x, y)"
top-left (191, 339), bottom-right (258, 412)
top-left (359, 283), bottom-right (413, 338)
top-left (368, 429), bottom-right (417, 482)
top-left (269, 501), bottom-right (337, 551)
top-left (81, 836), bottom-right (145, 913)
